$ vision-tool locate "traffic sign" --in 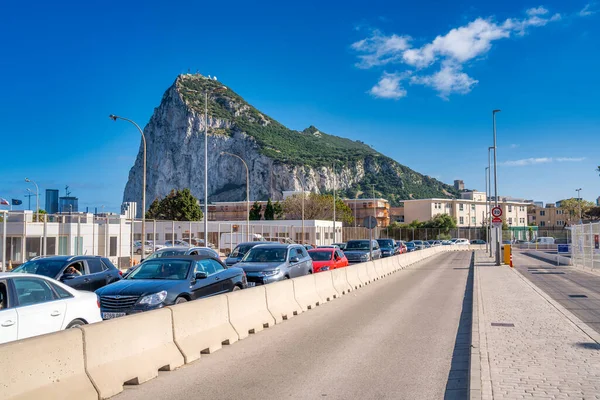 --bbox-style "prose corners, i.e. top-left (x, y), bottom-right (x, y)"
top-left (491, 206), bottom-right (503, 218)
top-left (492, 216), bottom-right (503, 229)
top-left (363, 216), bottom-right (377, 229)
